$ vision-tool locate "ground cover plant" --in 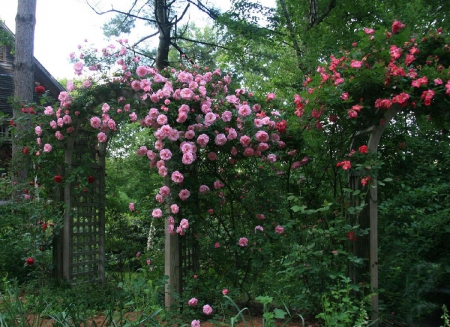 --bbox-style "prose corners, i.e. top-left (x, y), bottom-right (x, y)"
top-left (2, 16), bottom-right (450, 327)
